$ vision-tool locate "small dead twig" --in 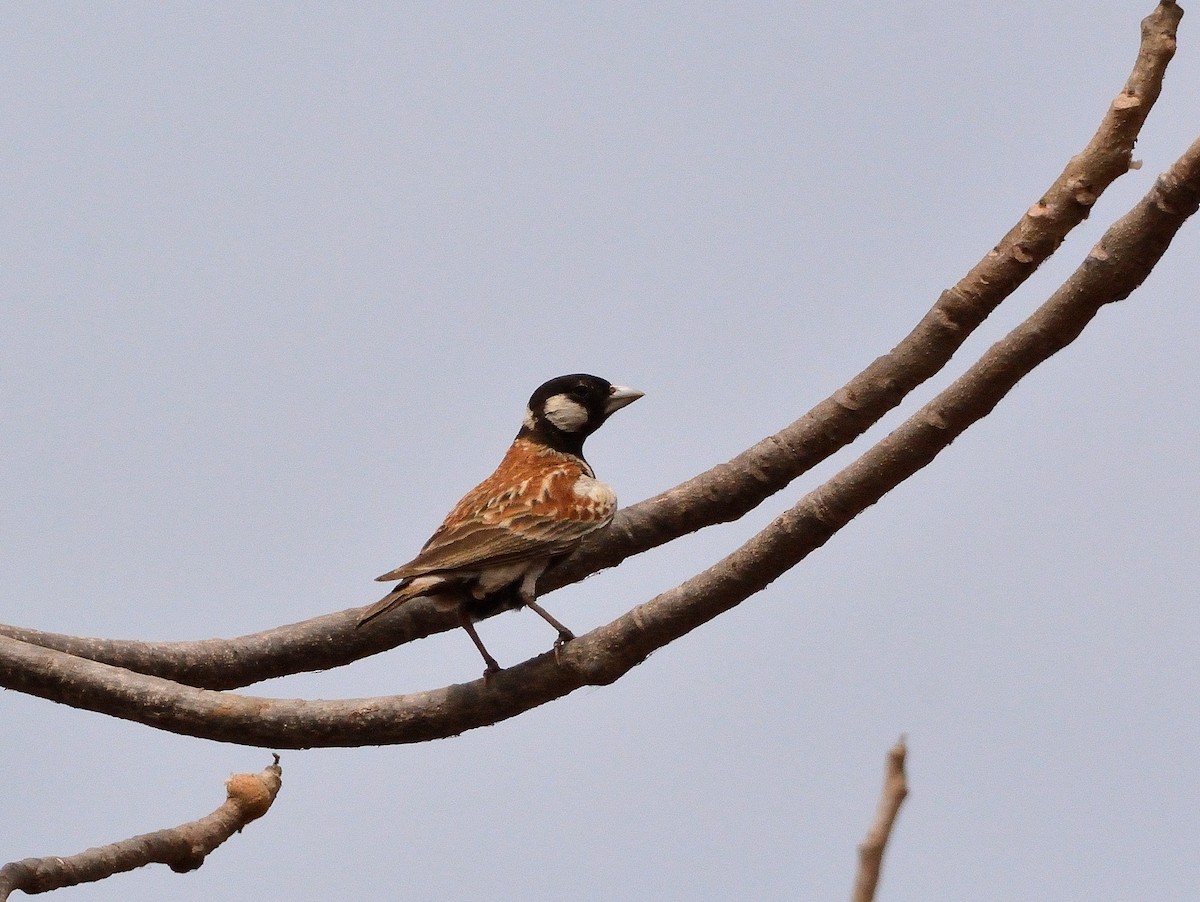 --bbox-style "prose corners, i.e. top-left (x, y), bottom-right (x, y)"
top-left (851, 739), bottom-right (909, 902)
